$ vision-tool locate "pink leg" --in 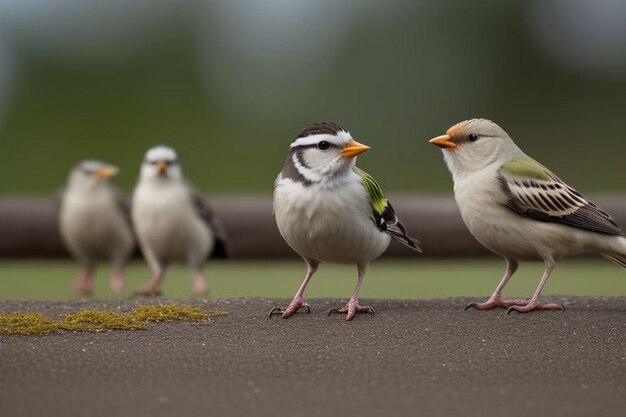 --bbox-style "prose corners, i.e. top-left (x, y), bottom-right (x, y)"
top-left (110, 267), bottom-right (124, 295)
top-left (71, 265), bottom-right (95, 296)
top-left (507, 259), bottom-right (564, 314)
top-left (328, 262), bottom-right (375, 321)
top-left (269, 259), bottom-right (318, 319)
top-left (133, 269), bottom-right (165, 297)
top-left (191, 269), bottom-right (209, 295)
top-left (465, 259), bottom-right (529, 311)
